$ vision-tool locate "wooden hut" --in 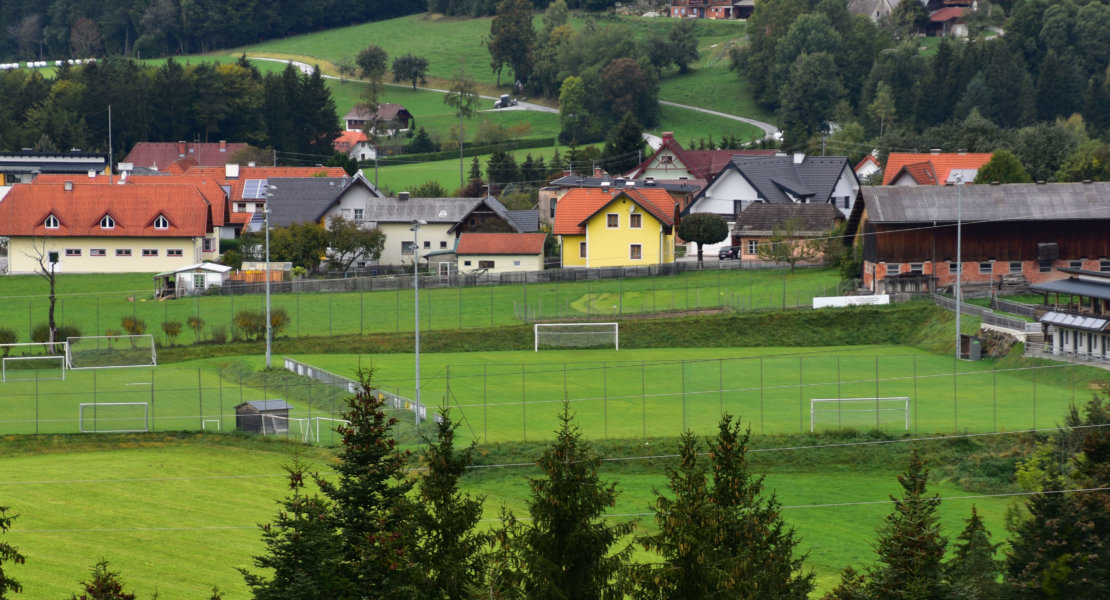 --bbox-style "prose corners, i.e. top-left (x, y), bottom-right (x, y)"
top-left (235, 400), bottom-right (293, 435)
